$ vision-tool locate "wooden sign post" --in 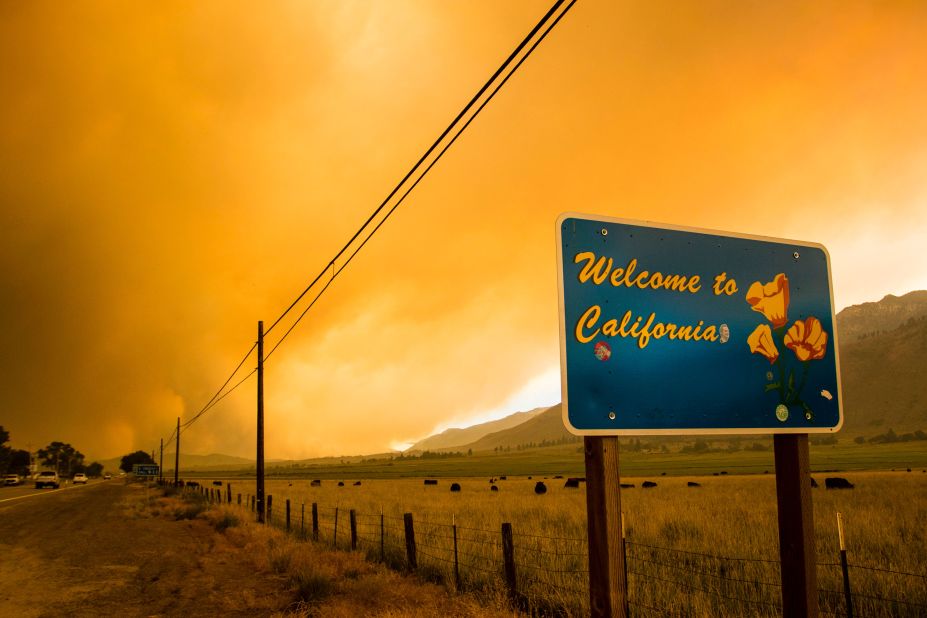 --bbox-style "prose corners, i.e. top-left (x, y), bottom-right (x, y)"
top-left (774, 433), bottom-right (818, 617)
top-left (584, 436), bottom-right (628, 618)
